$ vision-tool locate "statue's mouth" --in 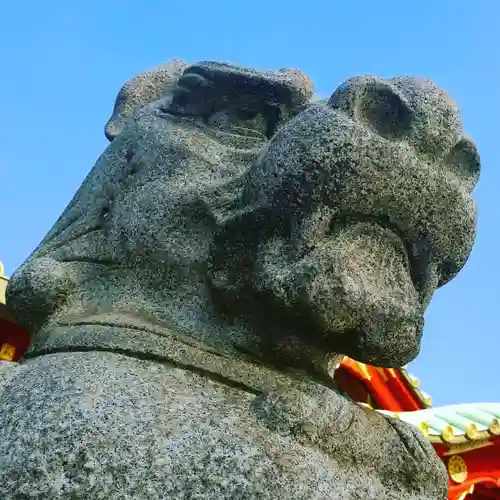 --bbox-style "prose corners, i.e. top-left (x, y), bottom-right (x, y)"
top-left (328, 214), bottom-right (437, 306)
